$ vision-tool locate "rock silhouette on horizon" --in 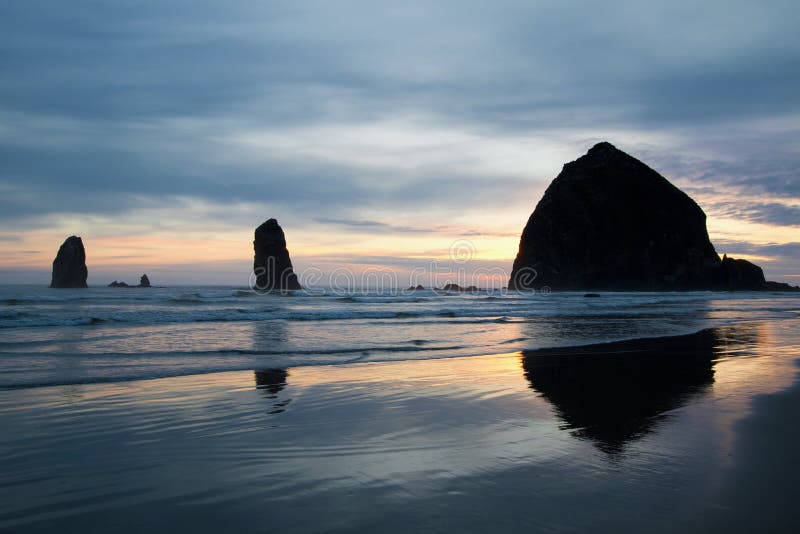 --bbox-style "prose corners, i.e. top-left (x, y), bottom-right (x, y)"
top-left (440, 283), bottom-right (479, 292)
top-left (50, 236), bottom-right (88, 288)
top-left (108, 274), bottom-right (151, 288)
top-left (253, 219), bottom-right (302, 291)
top-left (509, 142), bottom-right (798, 291)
